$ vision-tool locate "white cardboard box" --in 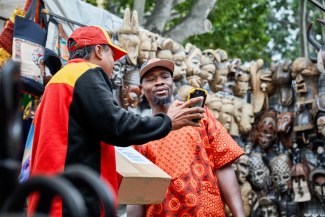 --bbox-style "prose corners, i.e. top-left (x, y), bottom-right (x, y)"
top-left (115, 147), bottom-right (171, 204)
